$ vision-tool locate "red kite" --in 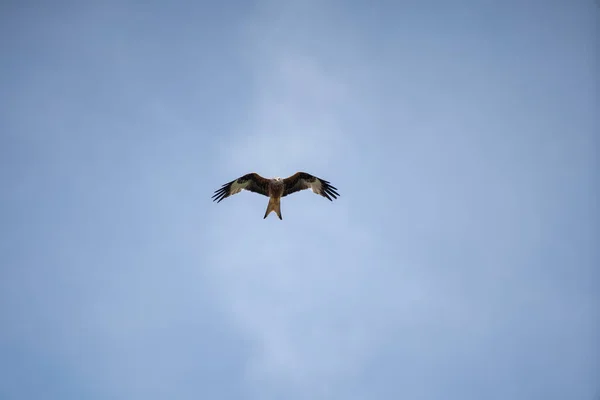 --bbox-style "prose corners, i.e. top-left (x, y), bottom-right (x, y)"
top-left (212, 172), bottom-right (340, 220)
